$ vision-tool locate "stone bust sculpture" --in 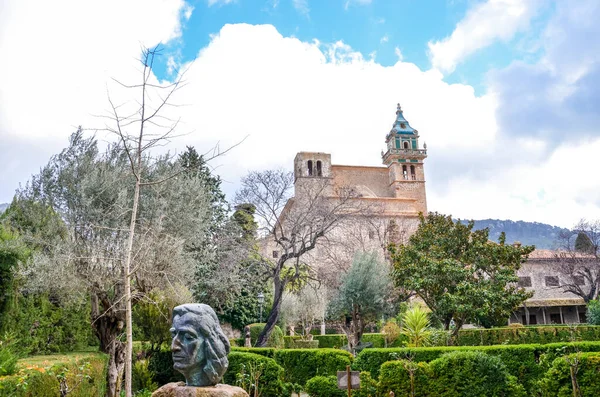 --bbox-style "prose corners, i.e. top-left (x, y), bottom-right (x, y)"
top-left (170, 303), bottom-right (230, 387)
